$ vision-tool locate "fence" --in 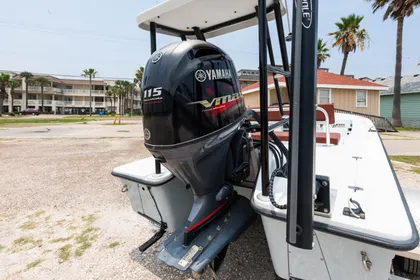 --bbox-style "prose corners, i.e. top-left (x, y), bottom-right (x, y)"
top-left (334, 108), bottom-right (397, 132)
